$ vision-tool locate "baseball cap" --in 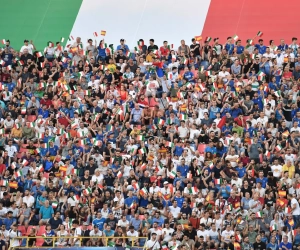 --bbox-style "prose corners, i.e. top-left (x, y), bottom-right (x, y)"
top-left (163, 181), bottom-right (169, 185)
